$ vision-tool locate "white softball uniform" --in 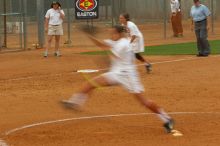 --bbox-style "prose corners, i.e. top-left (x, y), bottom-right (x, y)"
top-left (45, 8), bottom-right (65, 35)
top-left (126, 21), bottom-right (145, 53)
top-left (101, 38), bottom-right (144, 93)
